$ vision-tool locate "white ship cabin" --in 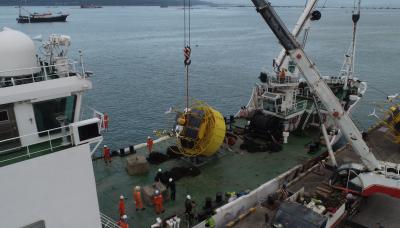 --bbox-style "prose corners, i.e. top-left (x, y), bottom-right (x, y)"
top-left (257, 61), bottom-right (307, 120)
top-left (0, 27), bottom-right (104, 228)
